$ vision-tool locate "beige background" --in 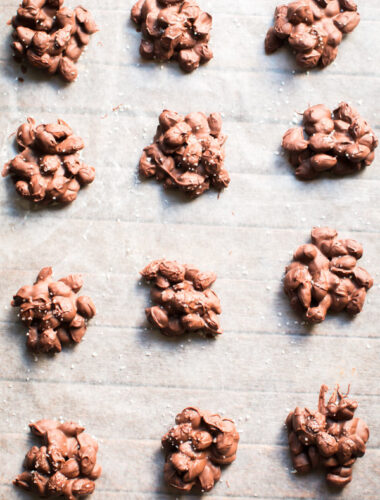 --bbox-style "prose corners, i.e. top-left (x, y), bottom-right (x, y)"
top-left (0, 0), bottom-right (379, 498)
